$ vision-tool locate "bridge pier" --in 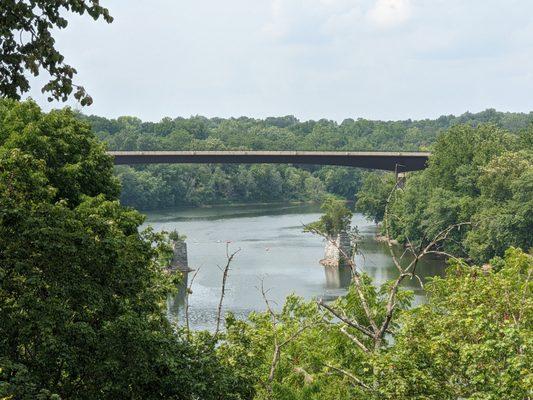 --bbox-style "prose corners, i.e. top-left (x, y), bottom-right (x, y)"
top-left (169, 239), bottom-right (191, 273)
top-left (396, 172), bottom-right (407, 189)
top-left (320, 231), bottom-right (353, 268)
top-left (324, 263), bottom-right (352, 289)
top-left (166, 238), bottom-right (191, 323)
